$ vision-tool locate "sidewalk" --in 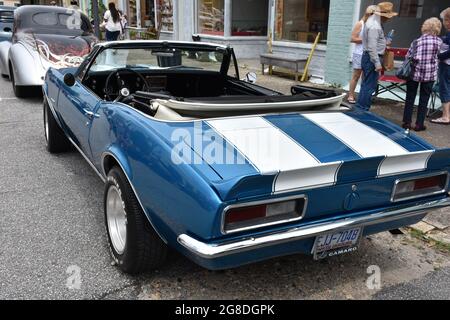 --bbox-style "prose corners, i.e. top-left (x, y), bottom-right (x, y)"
top-left (237, 59), bottom-right (450, 247)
